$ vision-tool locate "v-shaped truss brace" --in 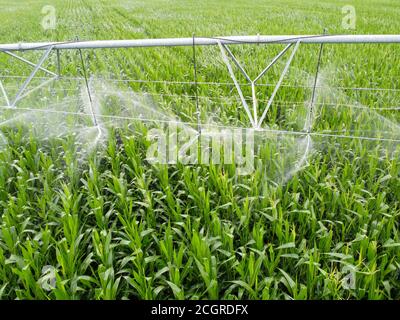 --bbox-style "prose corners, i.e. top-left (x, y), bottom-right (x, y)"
top-left (1, 45), bottom-right (58, 107)
top-left (218, 40), bottom-right (300, 129)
